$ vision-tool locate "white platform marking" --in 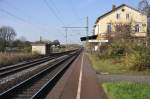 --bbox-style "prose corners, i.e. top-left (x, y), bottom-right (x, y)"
top-left (76, 53), bottom-right (84, 99)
